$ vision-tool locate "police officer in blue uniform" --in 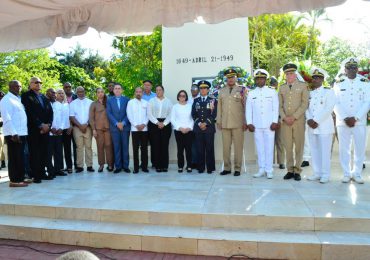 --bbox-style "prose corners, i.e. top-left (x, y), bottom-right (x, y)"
top-left (191, 80), bottom-right (217, 174)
